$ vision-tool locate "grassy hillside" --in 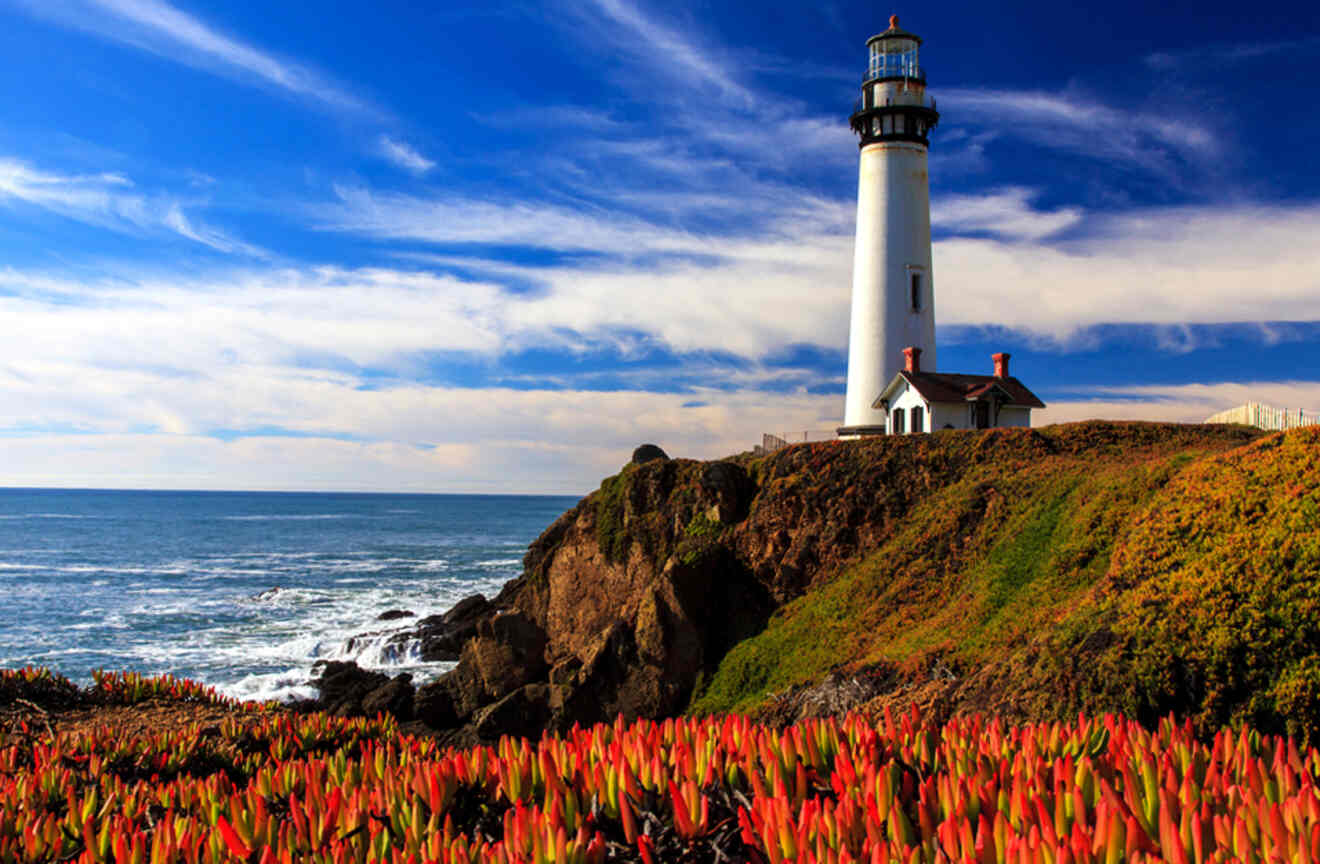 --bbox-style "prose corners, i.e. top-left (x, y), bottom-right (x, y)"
top-left (691, 423), bottom-right (1320, 741)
